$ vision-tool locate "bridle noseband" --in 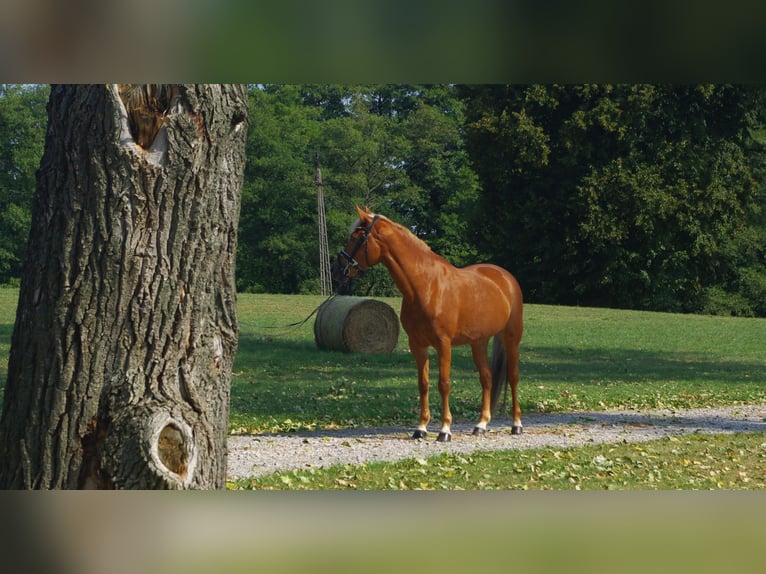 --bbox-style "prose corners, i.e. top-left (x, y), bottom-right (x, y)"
top-left (338, 215), bottom-right (380, 278)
